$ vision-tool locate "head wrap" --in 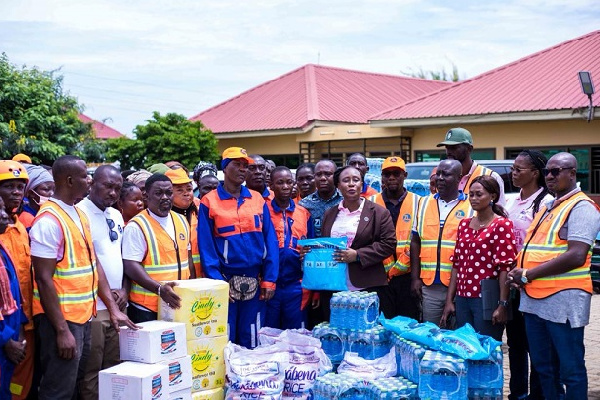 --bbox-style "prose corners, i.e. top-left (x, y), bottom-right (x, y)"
top-left (24, 164), bottom-right (54, 193)
top-left (126, 169), bottom-right (152, 186)
top-left (193, 161), bottom-right (218, 181)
